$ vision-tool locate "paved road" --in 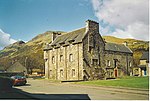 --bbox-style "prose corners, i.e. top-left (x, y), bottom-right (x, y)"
top-left (0, 88), bottom-right (35, 99)
top-left (14, 78), bottom-right (149, 100)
